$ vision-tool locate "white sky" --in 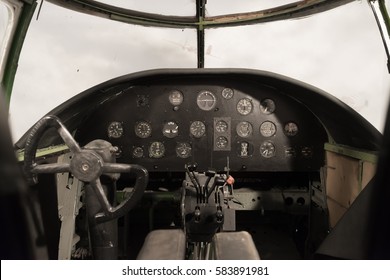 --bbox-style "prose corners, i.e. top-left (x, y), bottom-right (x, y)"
top-left (5, 0), bottom-right (390, 141)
